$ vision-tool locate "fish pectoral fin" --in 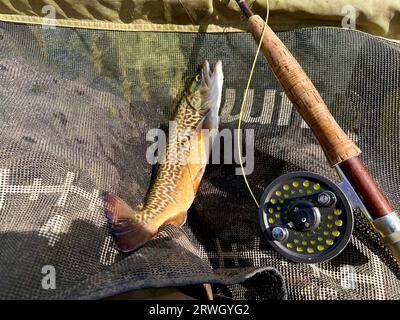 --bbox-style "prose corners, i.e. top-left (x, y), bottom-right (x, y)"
top-left (201, 110), bottom-right (219, 131)
top-left (103, 191), bottom-right (155, 253)
top-left (196, 109), bottom-right (211, 130)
